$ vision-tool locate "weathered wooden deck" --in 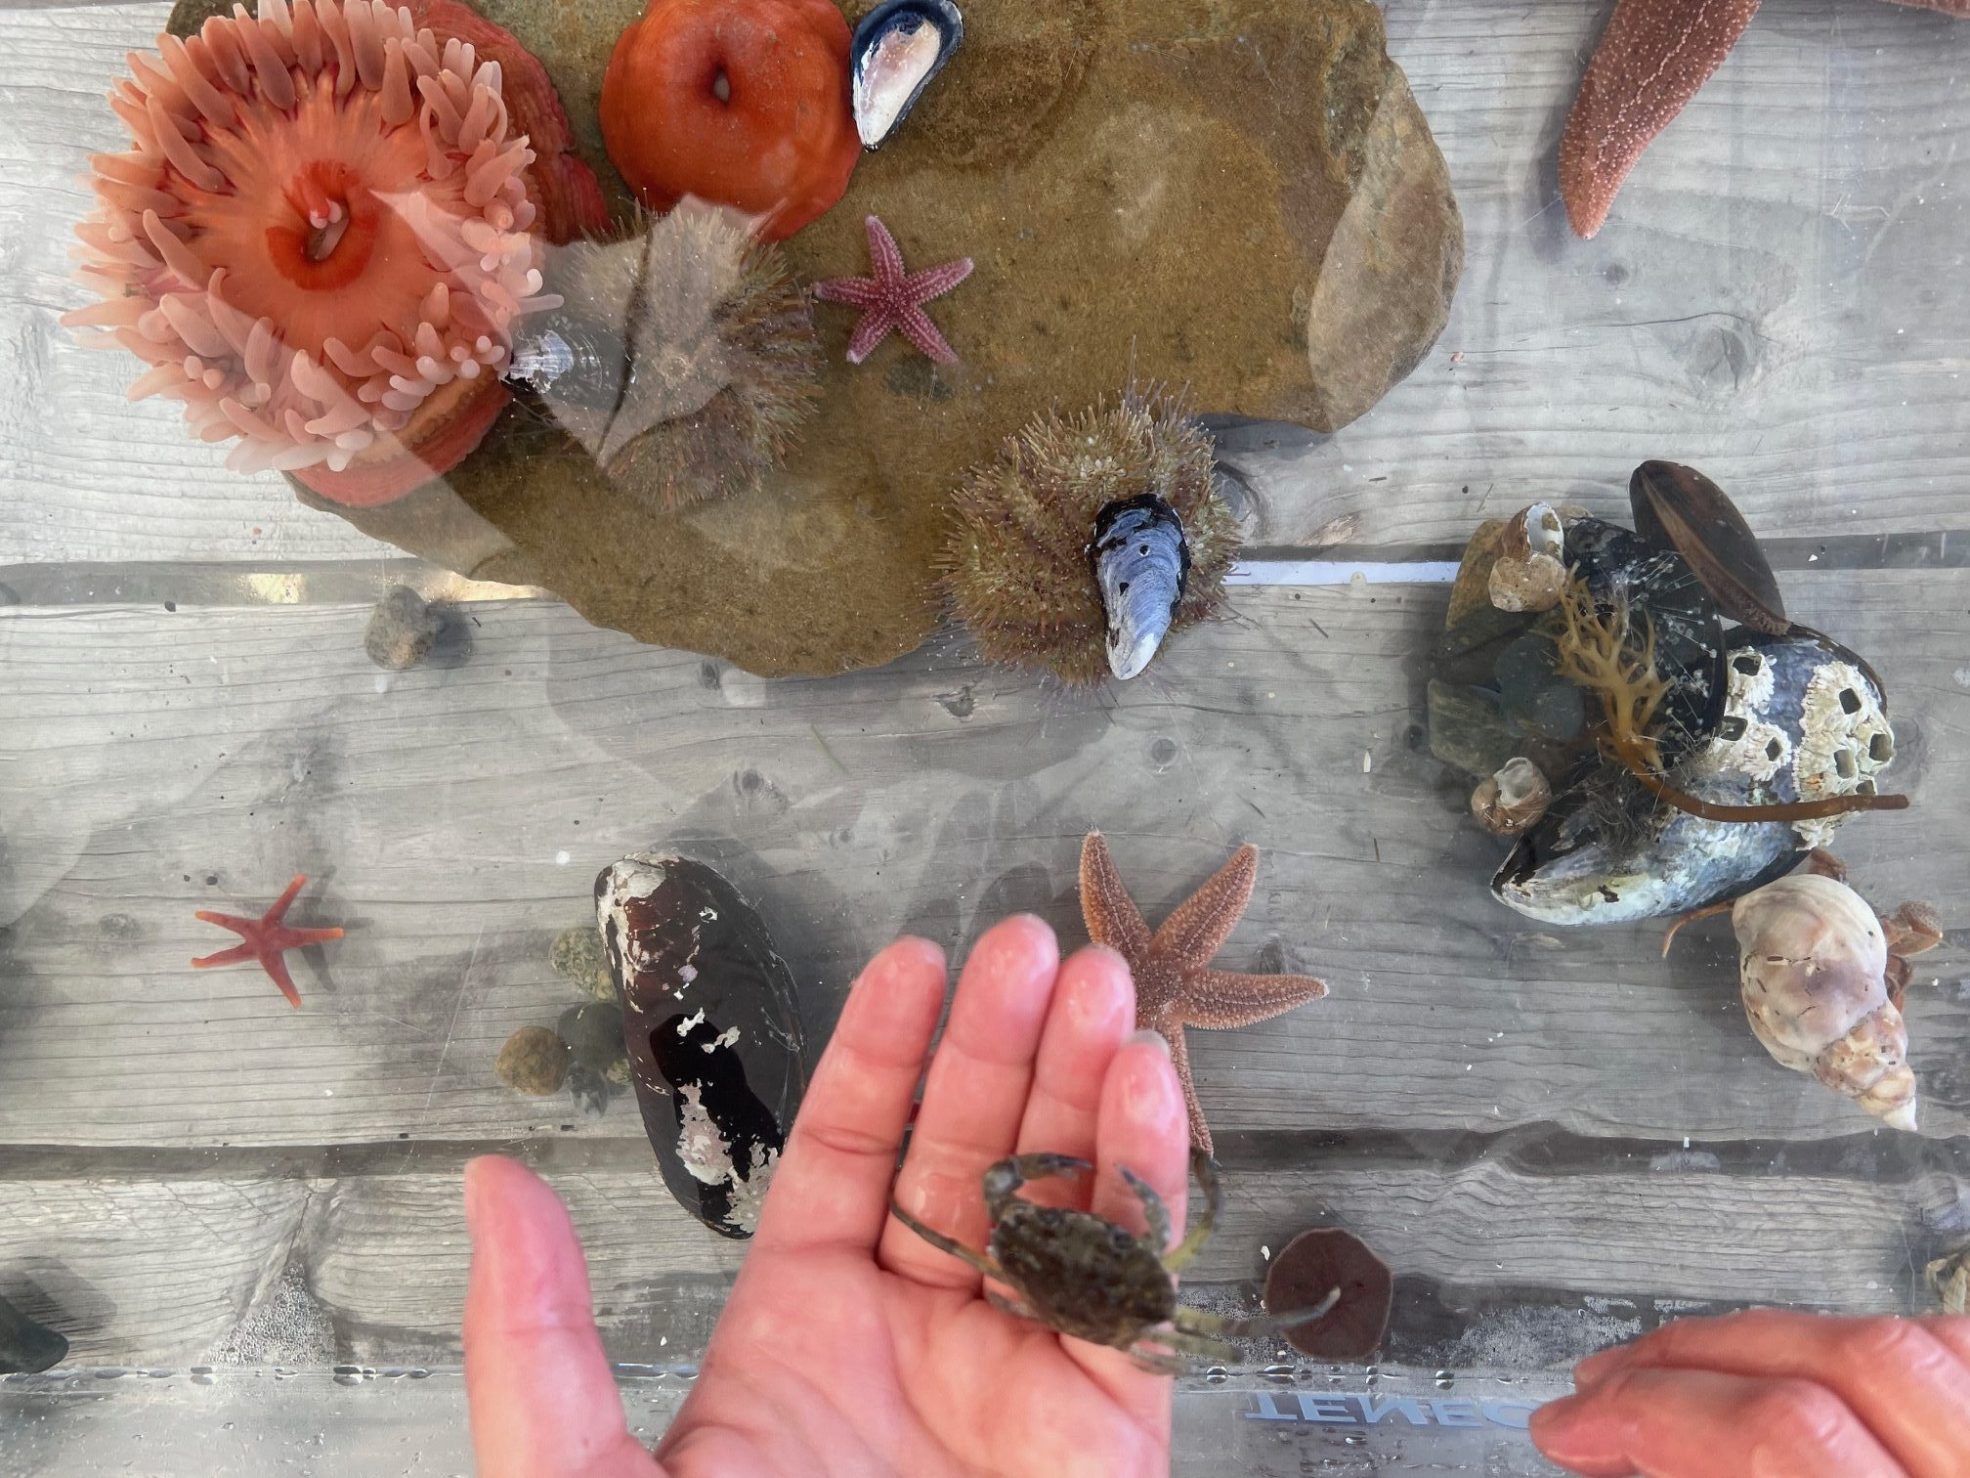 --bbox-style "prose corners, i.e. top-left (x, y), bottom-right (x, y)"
top-left (2, 0), bottom-right (1968, 1470)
